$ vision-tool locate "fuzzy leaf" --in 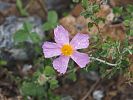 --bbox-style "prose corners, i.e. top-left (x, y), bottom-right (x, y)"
top-left (49, 79), bottom-right (58, 89)
top-left (16, 0), bottom-right (28, 16)
top-left (82, 0), bottom-right (88, 9)
top-left (21, 82), bottom-right (45, 96)
top-left (44, 66), bottom-right (55, 76)
top-left (29, 32), bottom-right (40, 43)
top-left (48, 11), bottom-right (58, 24)
top-left (14, 29), bottom-right (28, 42)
